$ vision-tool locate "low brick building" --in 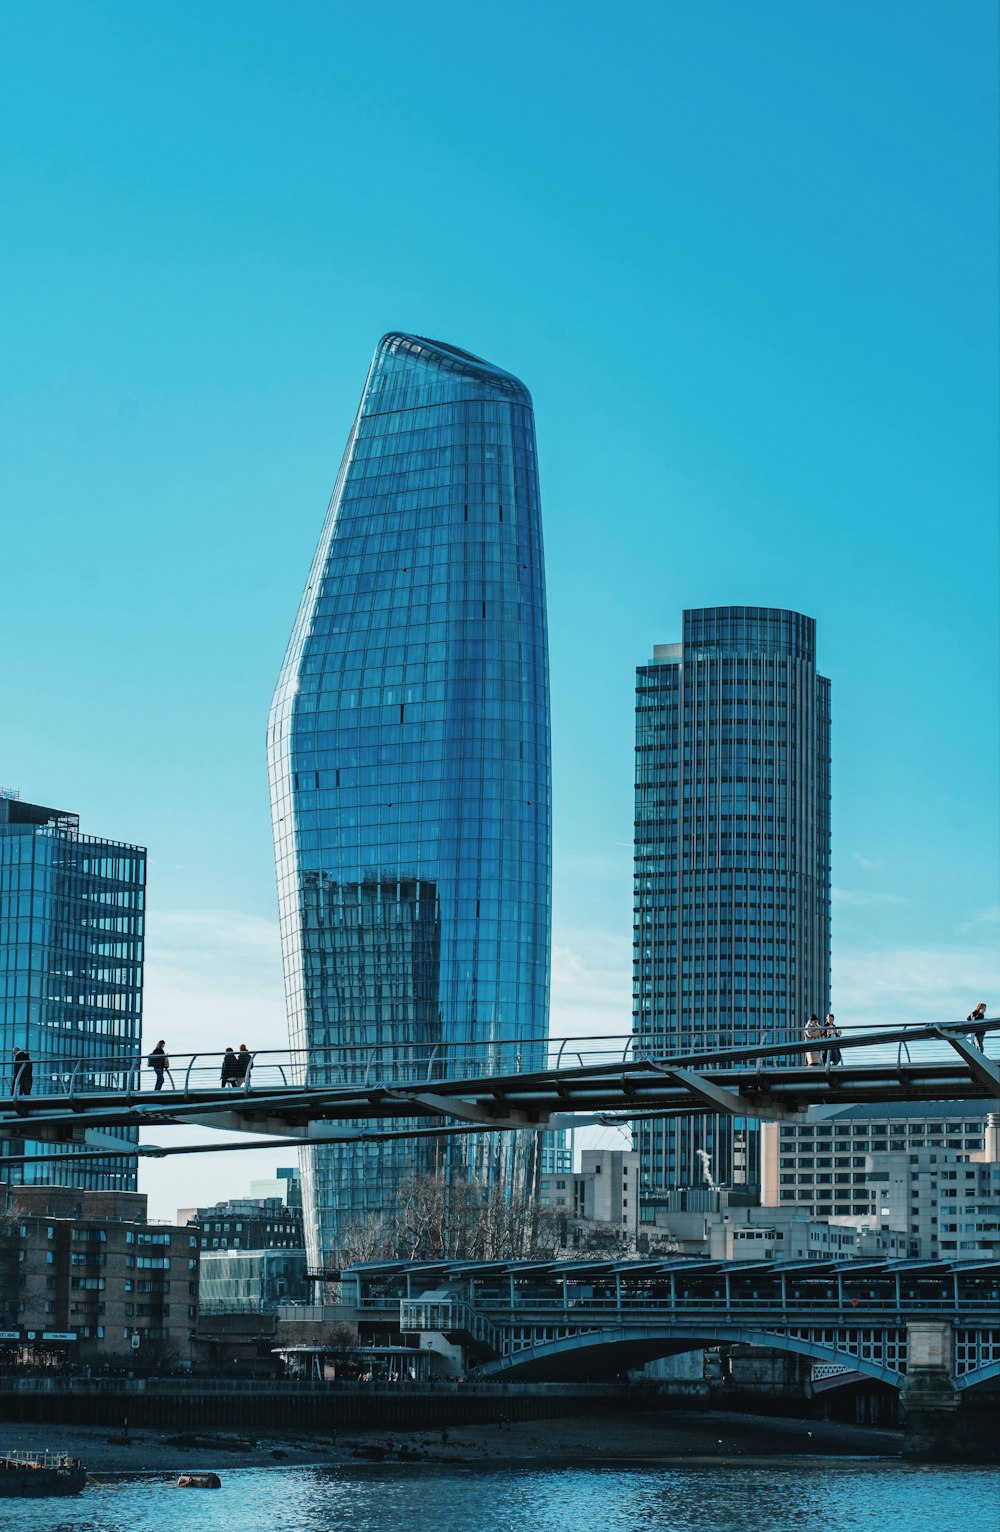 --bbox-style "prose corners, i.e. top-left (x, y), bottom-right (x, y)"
top-left (0, 1185), bottom-right (199, 1367)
